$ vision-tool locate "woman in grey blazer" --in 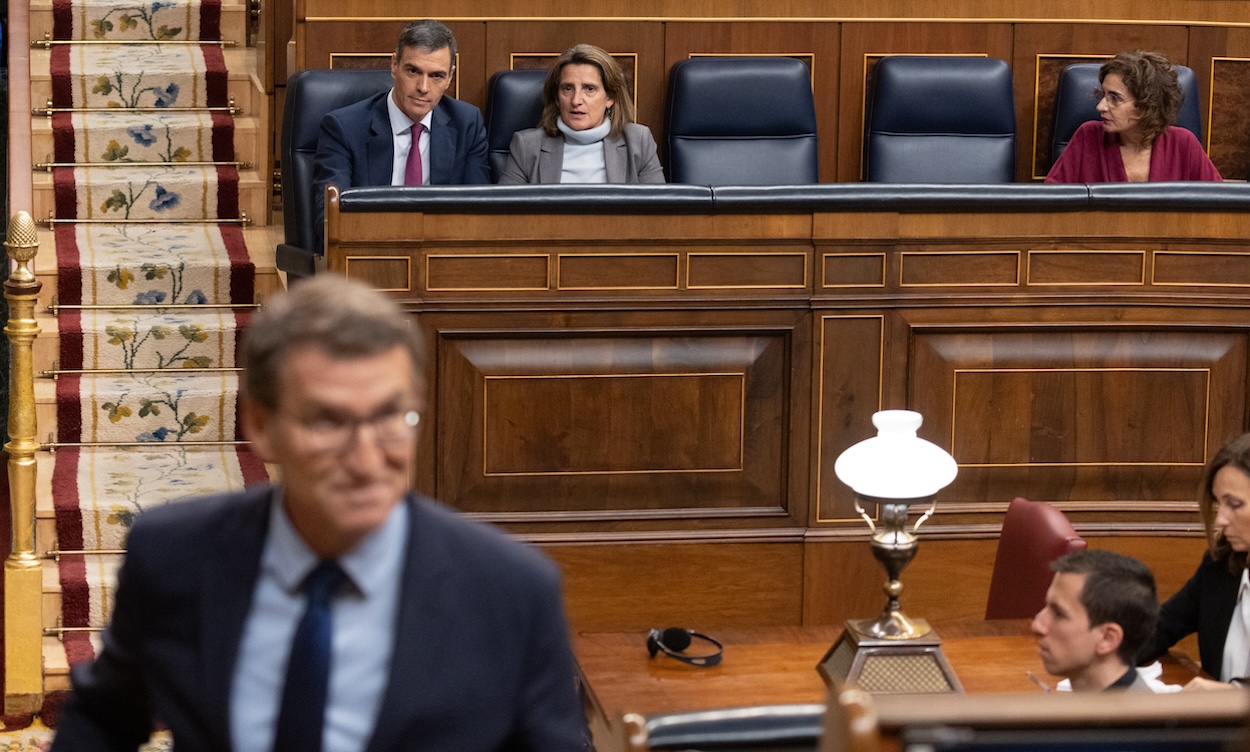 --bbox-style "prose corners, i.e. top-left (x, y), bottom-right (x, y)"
top-left (498, 44), bottom-right (665, 184)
